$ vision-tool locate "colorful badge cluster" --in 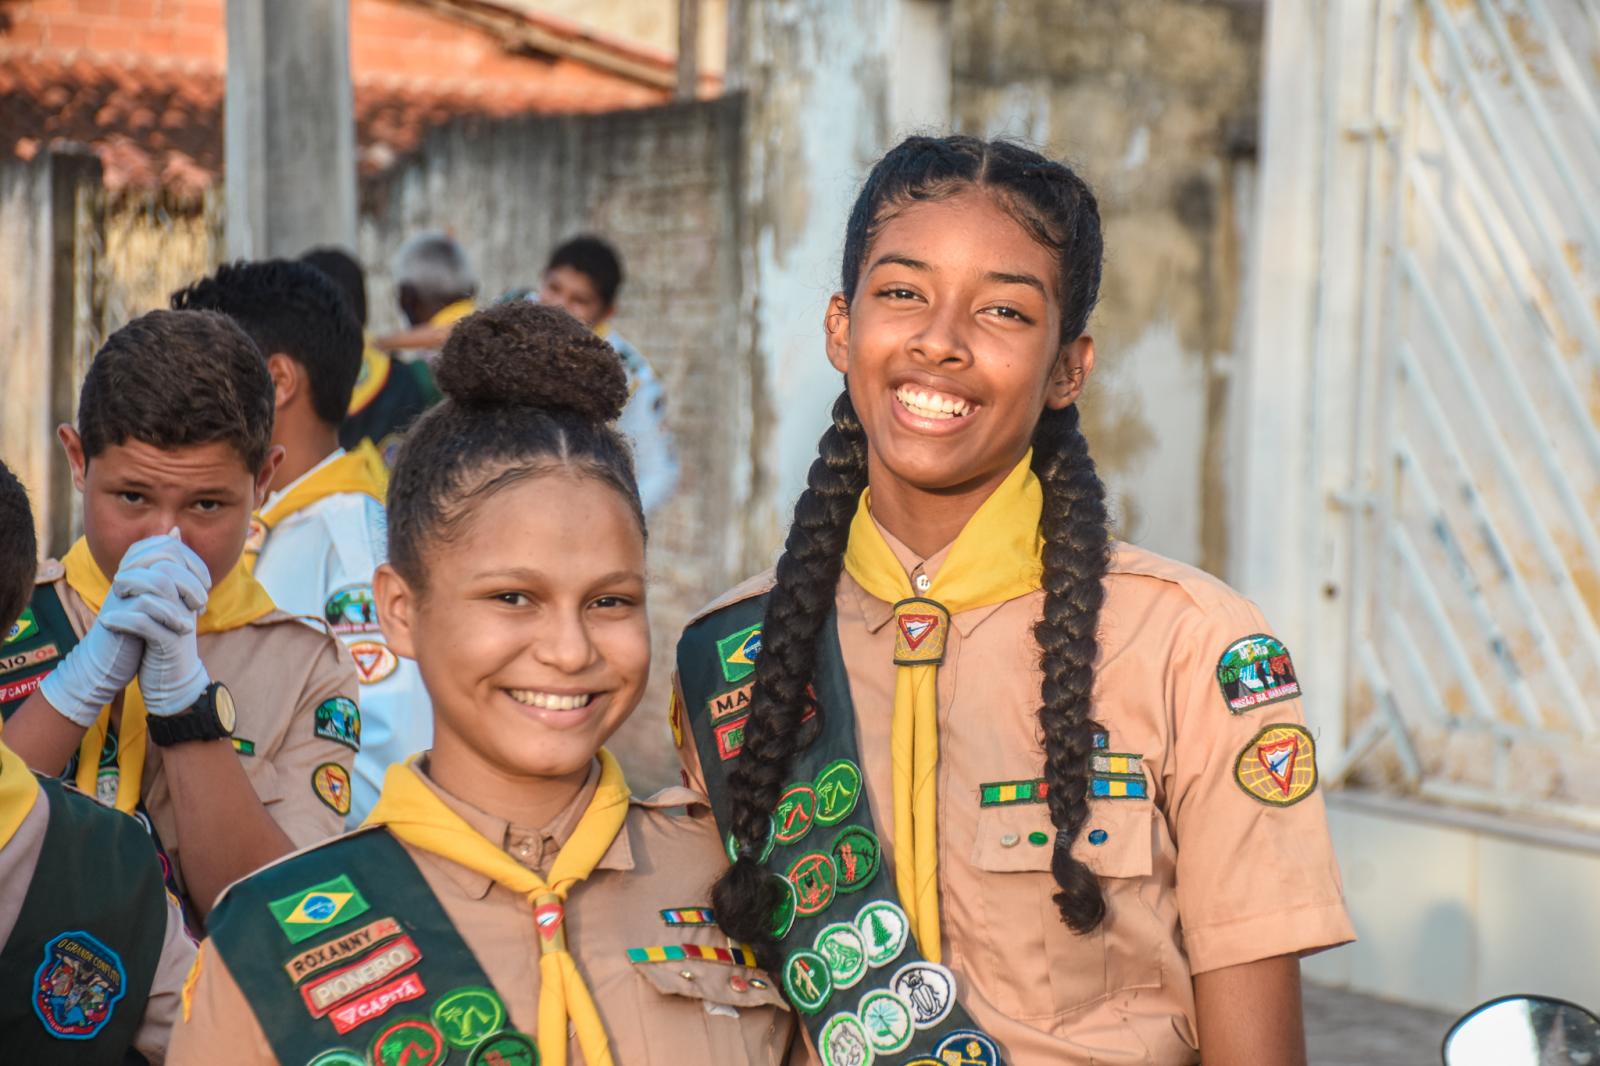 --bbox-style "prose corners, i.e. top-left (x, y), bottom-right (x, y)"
top-left (267, 874), bottom-right (538, 1065)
